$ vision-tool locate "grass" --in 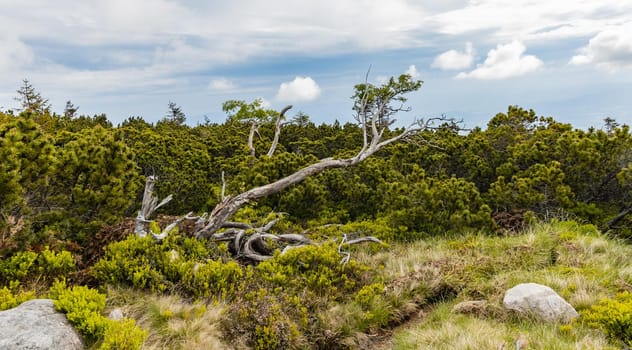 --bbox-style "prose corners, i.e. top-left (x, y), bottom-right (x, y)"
top-left (105, 287), bottom-right (229, 350)
top-left (42, 219), bottom-right (631, 349)
top-left (388, 301), bottom-right (616, 350)
top-left (356, 220), bottom-right (632, 349)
